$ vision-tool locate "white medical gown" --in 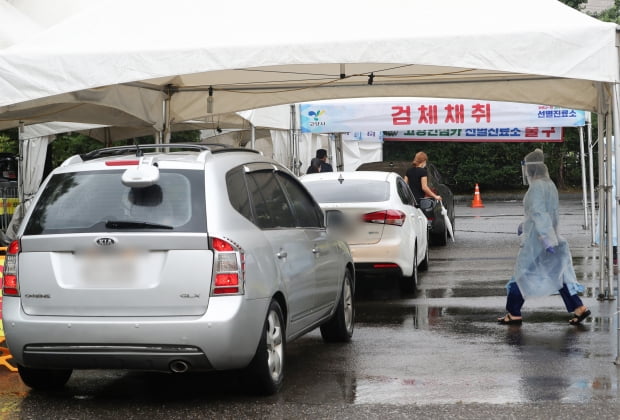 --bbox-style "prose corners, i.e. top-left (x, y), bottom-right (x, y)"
top-left (509, 176), bottom-right (583, 297)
